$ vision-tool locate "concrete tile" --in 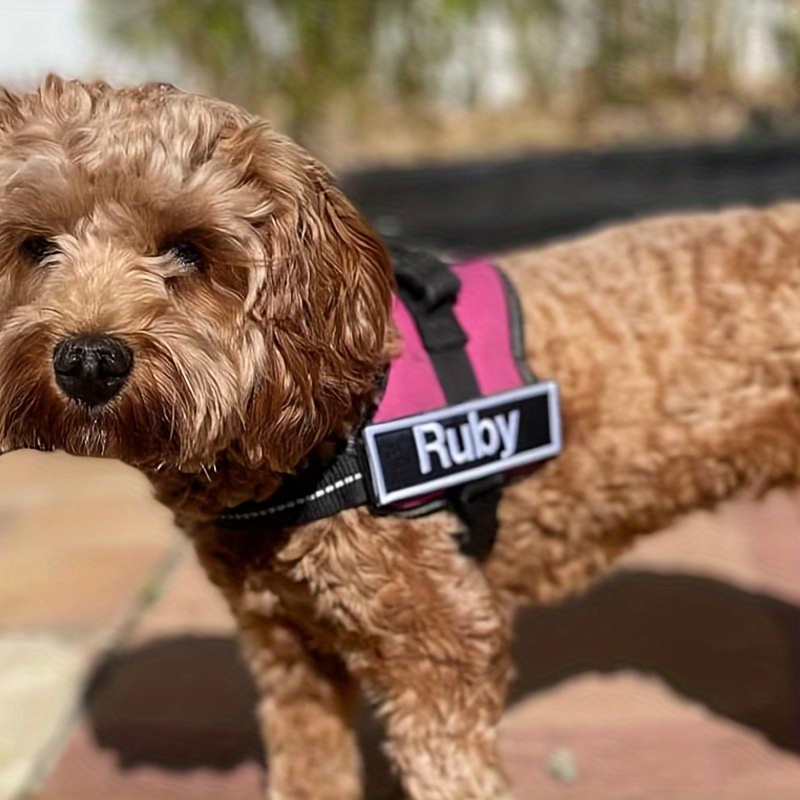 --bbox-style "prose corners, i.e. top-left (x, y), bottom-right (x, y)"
top-left (34, 549), bottom-right (260, 799)
top-left (0, 541), bottom-right (174, 630)
top-left (0, 451), bottom-right (179, 630)
top-left (618, 505), bottom-right (758, 588)
top-left (618, 488), bottom-right (800, 602)
top-left (10, 454), bottom-right (800, 799)
top-left (509, 559), bottom-right (800, 762)
top-left (0, 635), bottom-right (85, 800)
top-left (0, 451), bottom-right (157, 520)
top-left (128, 549), bottom-right (235, 642)
top-left (737, 489), bottom-right (800, 603)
